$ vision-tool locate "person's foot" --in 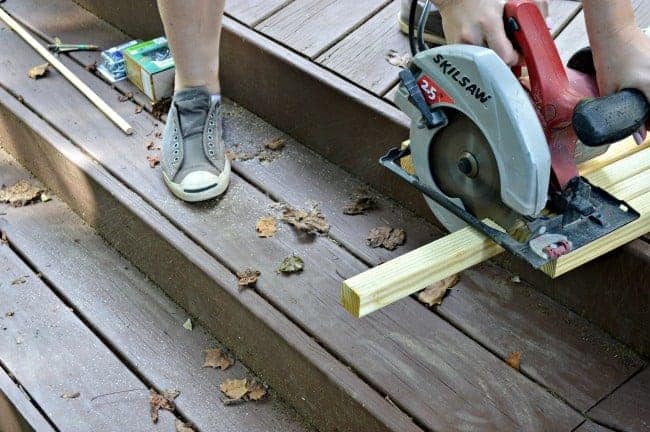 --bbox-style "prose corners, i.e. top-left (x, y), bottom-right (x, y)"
top-left (162, 86), bottom-right (231, 202)
top-left (398, 0), bottom-right (445, 45)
